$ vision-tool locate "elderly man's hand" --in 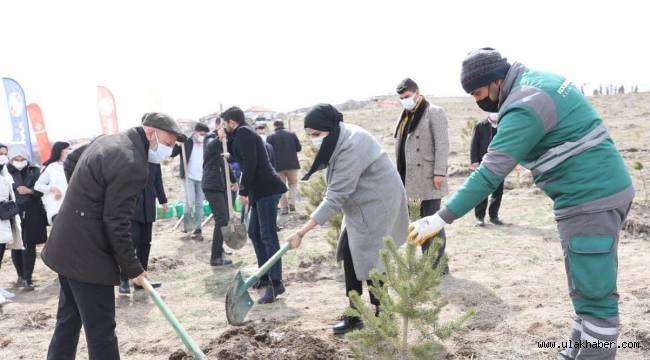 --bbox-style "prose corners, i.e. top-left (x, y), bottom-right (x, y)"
top-left (433, 176), bottom-right (445, 190)
top-left (408, 213), bottom-right (448, 245)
